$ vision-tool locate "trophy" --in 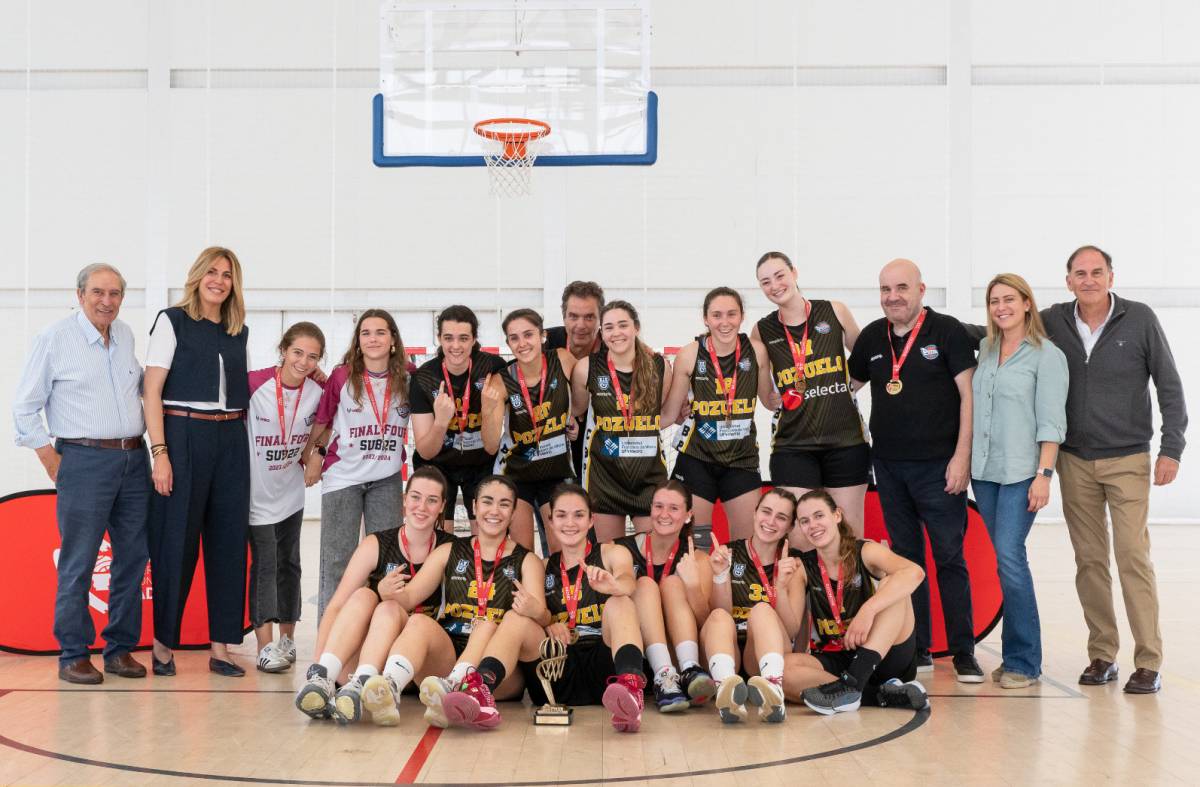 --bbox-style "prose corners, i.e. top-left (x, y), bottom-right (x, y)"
top-left (532, 637), bottom-right (573, 726)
